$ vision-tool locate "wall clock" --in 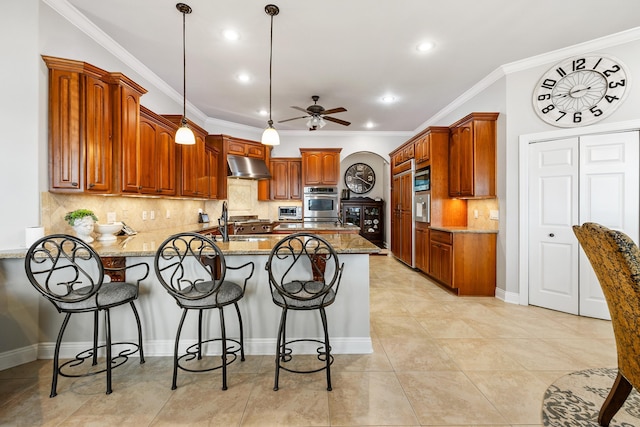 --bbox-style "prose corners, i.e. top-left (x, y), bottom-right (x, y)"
top-left (533, 54), bottom-right (630, 127)
top-left (344, 162), bottom-right (375, 194)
